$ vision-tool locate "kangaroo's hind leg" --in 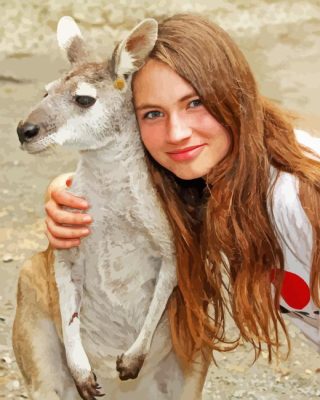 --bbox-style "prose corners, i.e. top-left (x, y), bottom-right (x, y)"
top-left (12, 250), bottom-right (80, 400)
